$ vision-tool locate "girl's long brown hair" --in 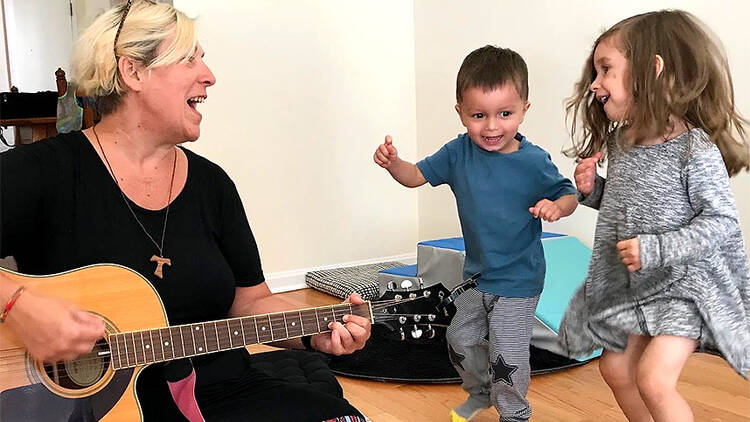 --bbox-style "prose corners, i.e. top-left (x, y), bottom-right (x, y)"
top-left (564, 10), bottom-right (750, 176)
